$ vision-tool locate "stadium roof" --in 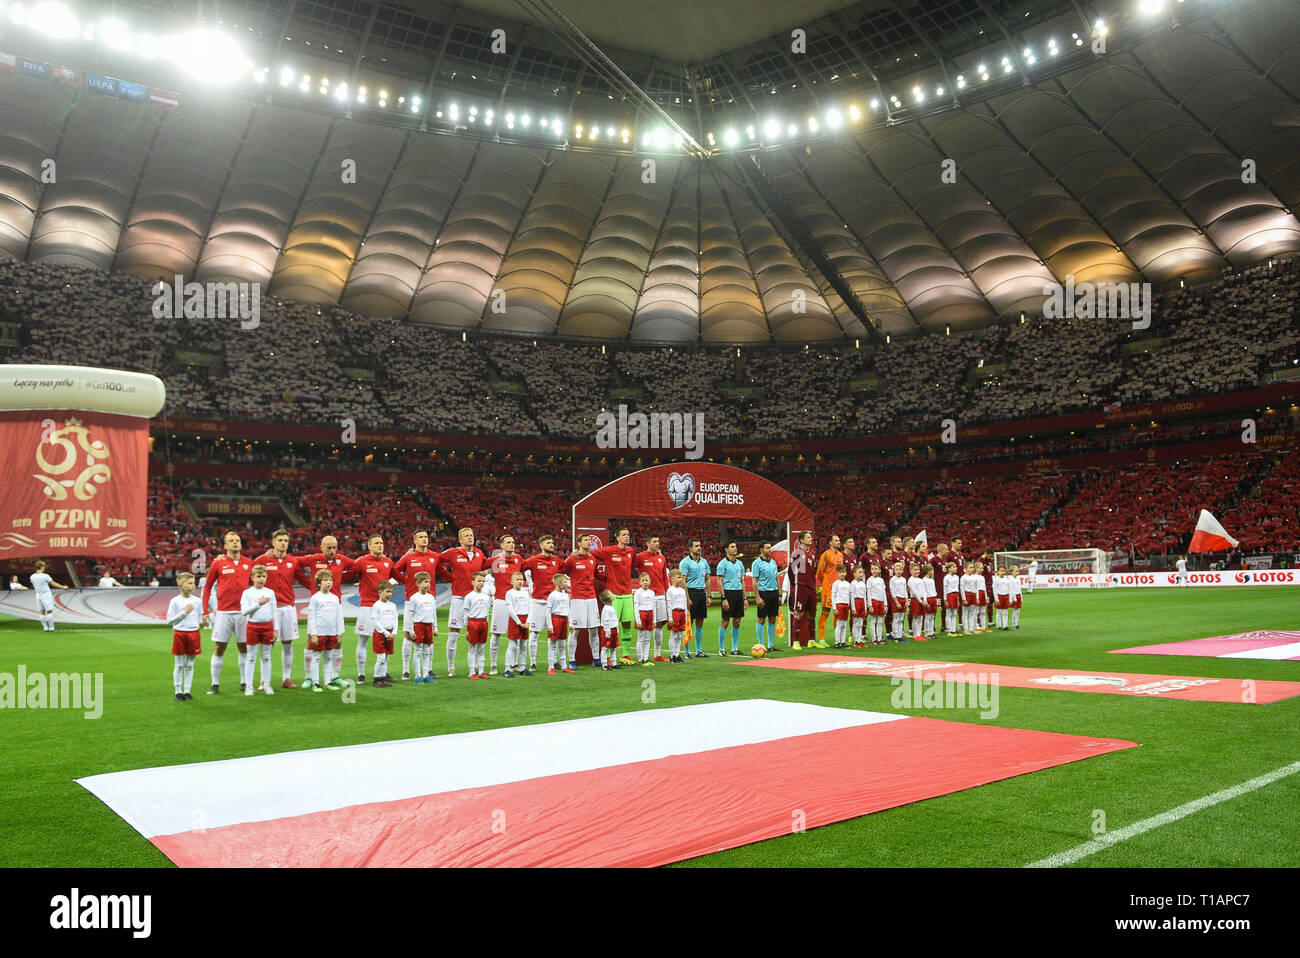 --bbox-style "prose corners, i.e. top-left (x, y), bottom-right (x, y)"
top-left (0, 0), bottom-right (1297, 341)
